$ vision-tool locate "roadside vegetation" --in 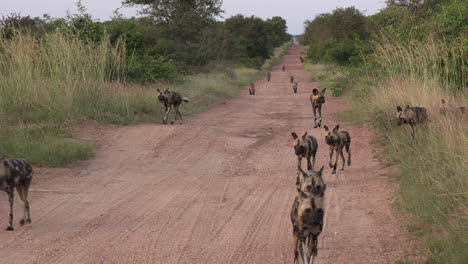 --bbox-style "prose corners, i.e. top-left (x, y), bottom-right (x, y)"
top-left (302, 0), bottom-right (467, 263)
top-left (0, 0), bottom-right (291, 166)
